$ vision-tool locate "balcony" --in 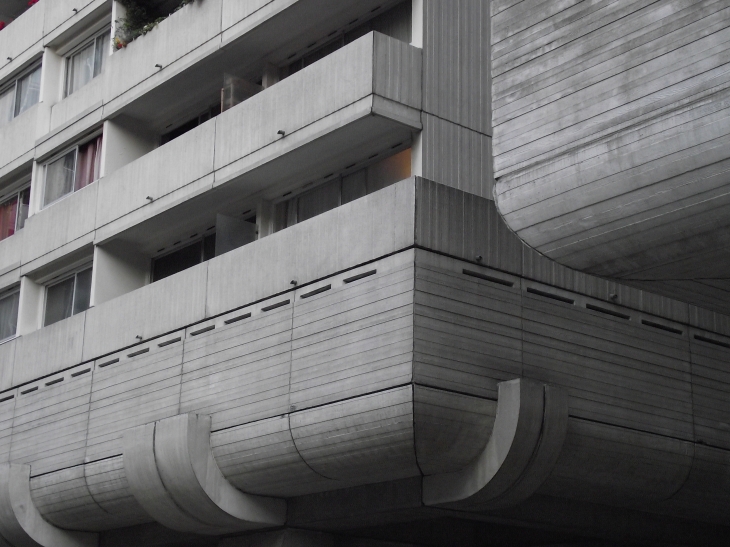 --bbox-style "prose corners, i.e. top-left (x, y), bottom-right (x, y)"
top-left (0, 179), bottom-right (729, 535)
top-left (20, 32), bottom-right (421, 276)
